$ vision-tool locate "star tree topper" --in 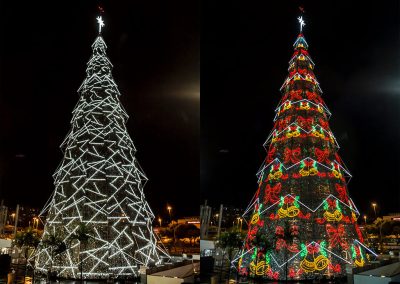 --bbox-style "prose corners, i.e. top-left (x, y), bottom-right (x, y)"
top-left (297, 16), bottom-right (305, 32)
top-left (97, 16), bottom-right (105, 33)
